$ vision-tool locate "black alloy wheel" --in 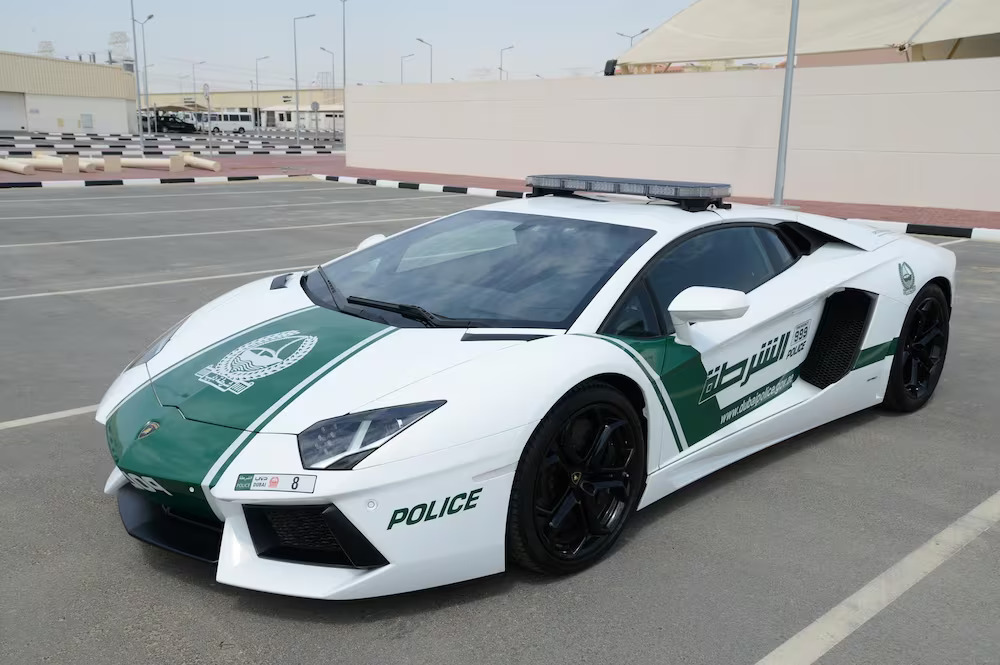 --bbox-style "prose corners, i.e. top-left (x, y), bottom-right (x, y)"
top-left (884, 283), bottom-right (949, 412)
top-left (508, 382), bottom-right (645, 574)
